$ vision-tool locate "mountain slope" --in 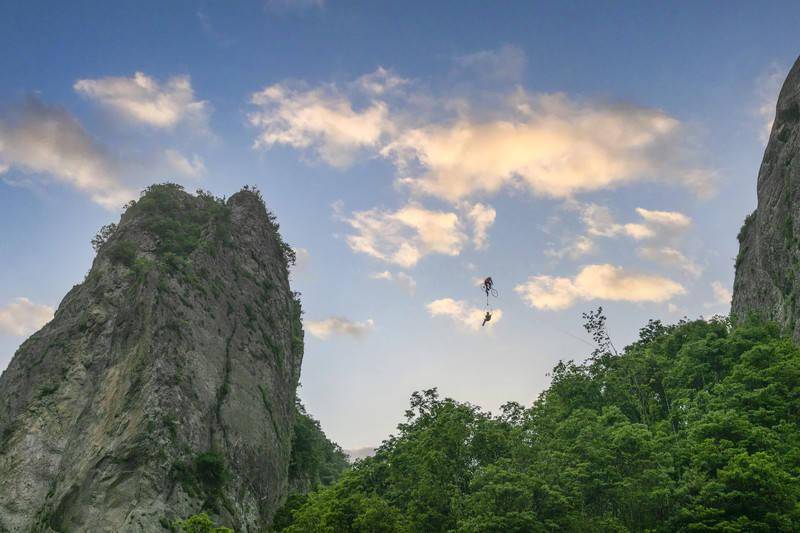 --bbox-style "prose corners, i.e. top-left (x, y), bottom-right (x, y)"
top-left (0, 184), bottom-right (303, 532)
